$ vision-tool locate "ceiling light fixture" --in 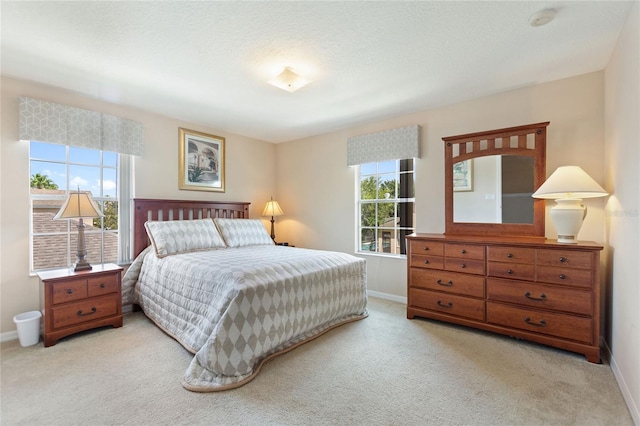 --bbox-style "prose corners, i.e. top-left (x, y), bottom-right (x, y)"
top-left (268, 67), bottom-right (311, 93)
top-left (529, 9), bottom-right (556, 27)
